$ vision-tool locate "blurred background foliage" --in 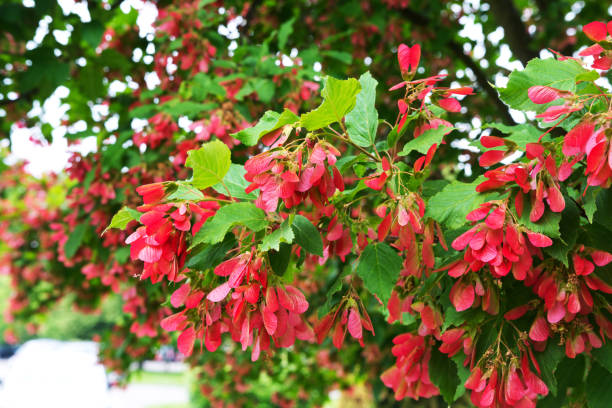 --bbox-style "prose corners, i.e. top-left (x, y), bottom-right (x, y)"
top-left (0, 276), bottom-right (122, 341)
